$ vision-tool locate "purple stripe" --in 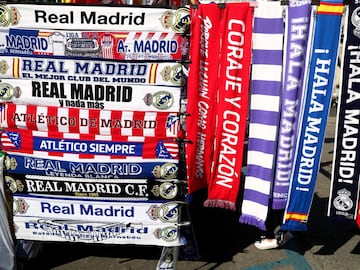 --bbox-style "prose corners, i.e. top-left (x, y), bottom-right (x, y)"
top-left (243, 189), bottom-right (270, 205)
top-left (251, 81), bottom-right (281, 95)
top-left (250, 110), bottom-right (280, 126)
top-left (247, 138), bottom-right (276, 155)
top-left (252, 50), bottom-right (283, 65)
top-left (254, 18), bottom-right (284, 34)
top-left (246, 165), bottom-right (273, 180)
